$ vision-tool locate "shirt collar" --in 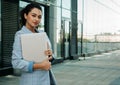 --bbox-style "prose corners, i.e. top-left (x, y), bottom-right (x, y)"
top-left (21, 26), bottom-right (39, 33)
